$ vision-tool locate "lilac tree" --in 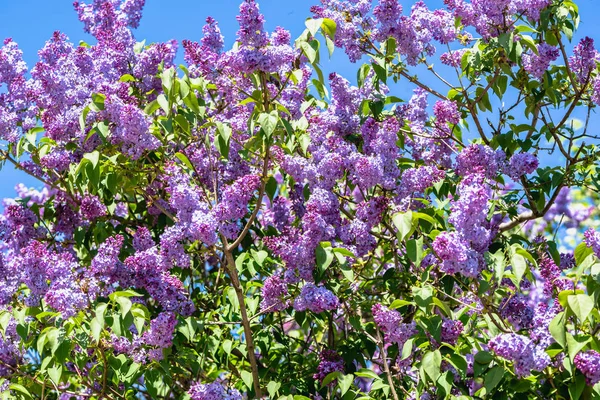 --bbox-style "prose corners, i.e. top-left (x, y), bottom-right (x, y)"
top-left (0, 0), bottom-right (600, 398)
